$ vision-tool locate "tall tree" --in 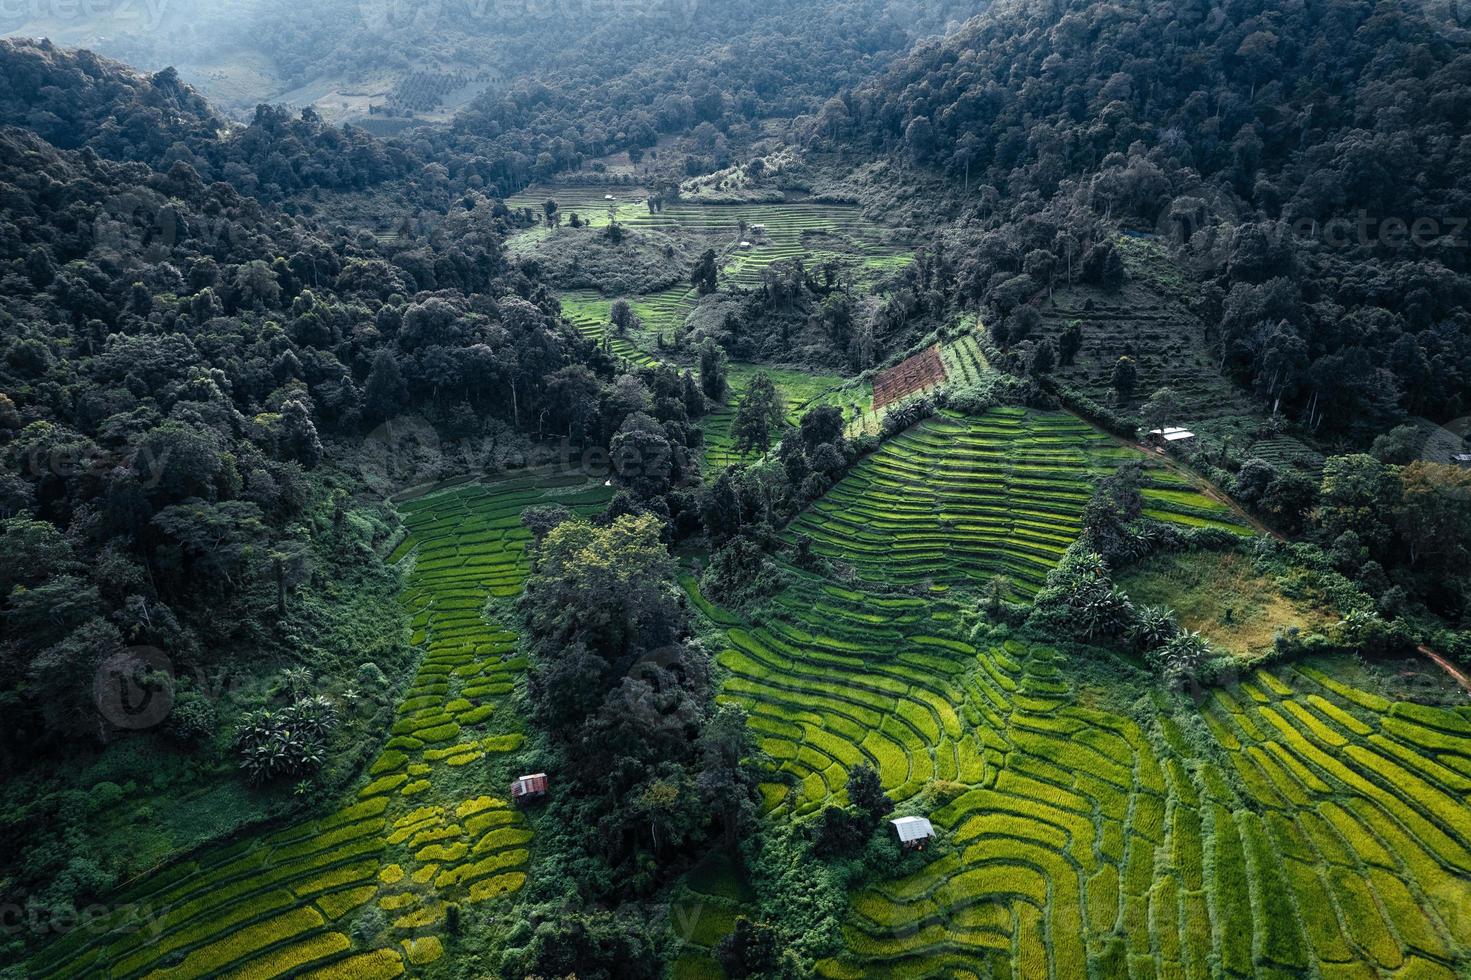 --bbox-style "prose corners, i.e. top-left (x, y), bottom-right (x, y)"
top-left (732, 373), bottom-right (783, 455)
